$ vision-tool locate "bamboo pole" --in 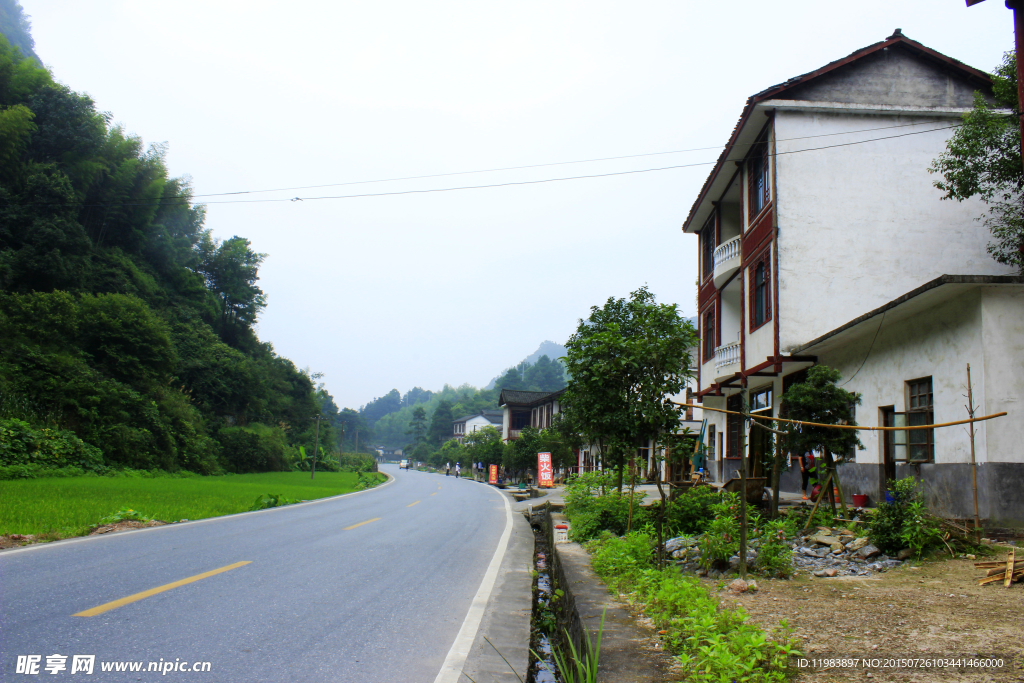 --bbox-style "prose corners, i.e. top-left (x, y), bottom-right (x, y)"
top-left (967, 364), bottom-right (982, 543)
top-left (802, 470), bottom-right (834, 533)
top-left (679, 402), bottom-right (1007, 432)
